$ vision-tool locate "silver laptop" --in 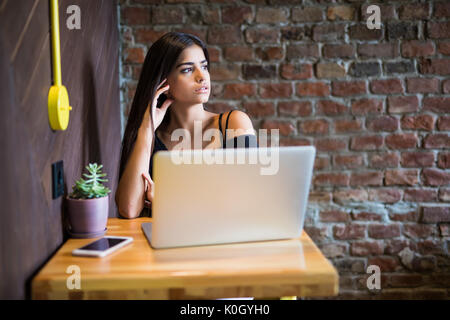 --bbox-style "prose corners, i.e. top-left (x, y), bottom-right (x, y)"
top-left (142, 146), bottom-right (316, 249)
